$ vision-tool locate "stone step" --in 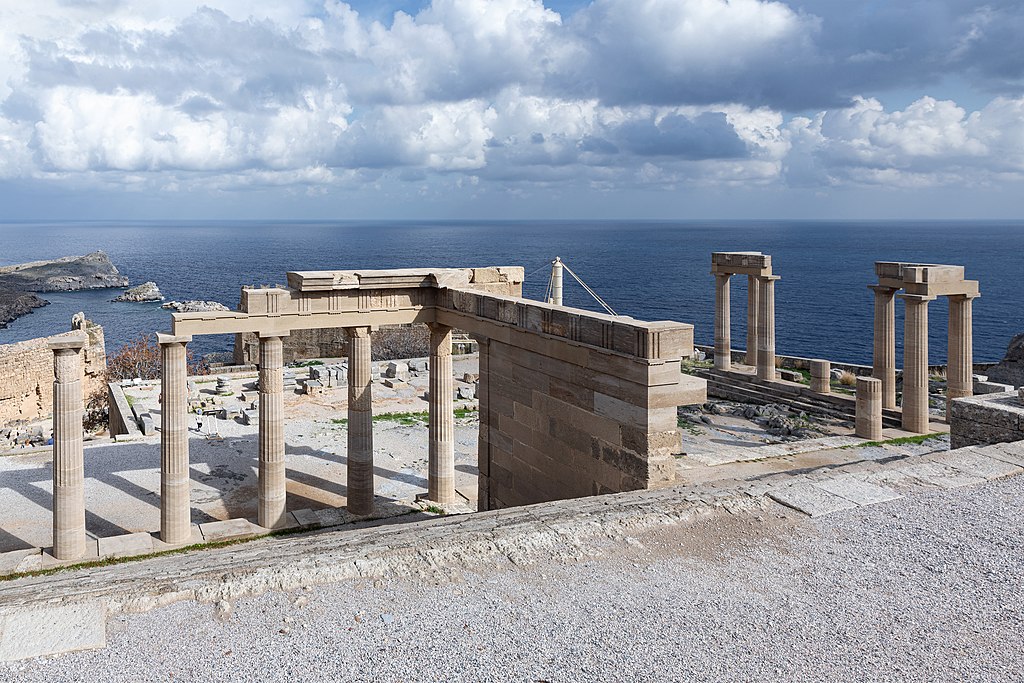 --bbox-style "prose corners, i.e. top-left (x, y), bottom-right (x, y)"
top-left (696, 369), bottom-right (904, 429)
